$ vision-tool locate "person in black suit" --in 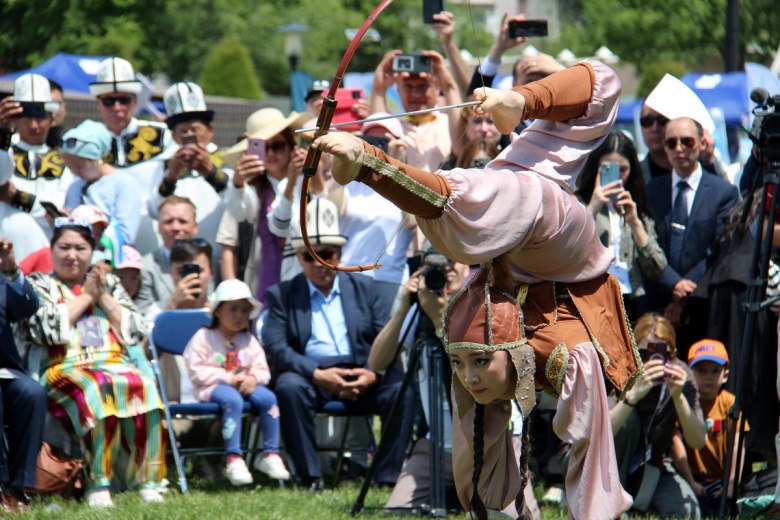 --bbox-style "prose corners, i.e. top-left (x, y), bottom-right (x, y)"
top-left (262, 198), bottom-right (413, 492)
top-left (646, 117), bottom-right (739, 354)
top-left (0, 238), bottom-right (45, 513)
